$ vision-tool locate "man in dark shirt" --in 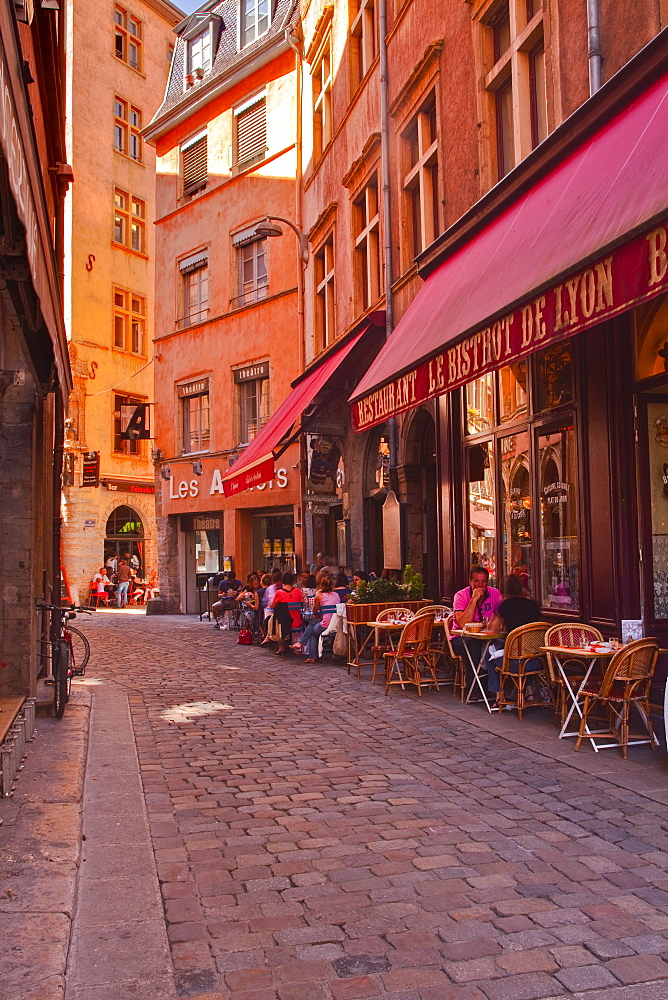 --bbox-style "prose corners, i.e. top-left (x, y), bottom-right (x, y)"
top-left (485, 574), bottom-right (543, 698)
top-left (212, 572), bottom-right (242, 629)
